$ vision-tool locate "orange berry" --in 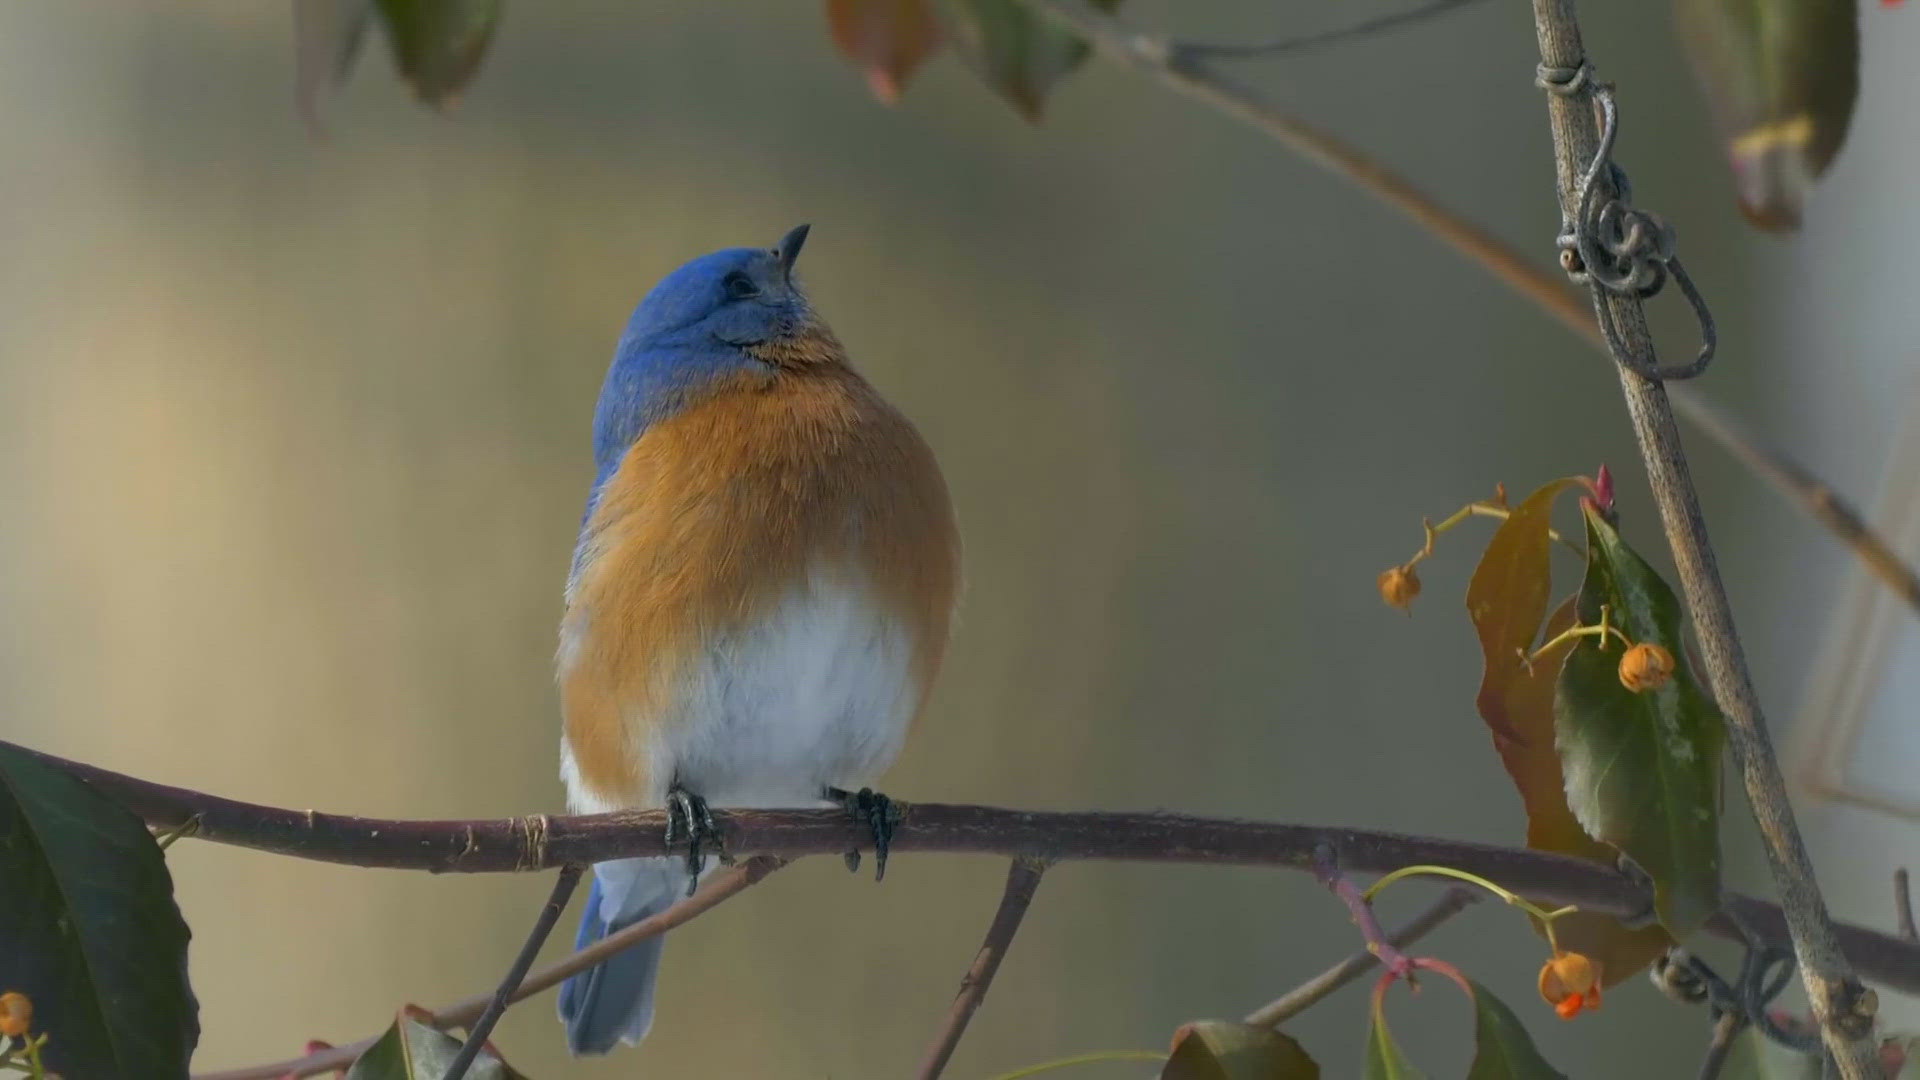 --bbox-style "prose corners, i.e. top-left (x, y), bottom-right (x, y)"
top-left (1538, 951), bottom-right (1602, 1019)
top-left (0, 990), bottom-right (31, 1037)
top-left (1378, 565), bottom-right (1422, 612)
top-left (1617, 642), bottom-right (1674, 692)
